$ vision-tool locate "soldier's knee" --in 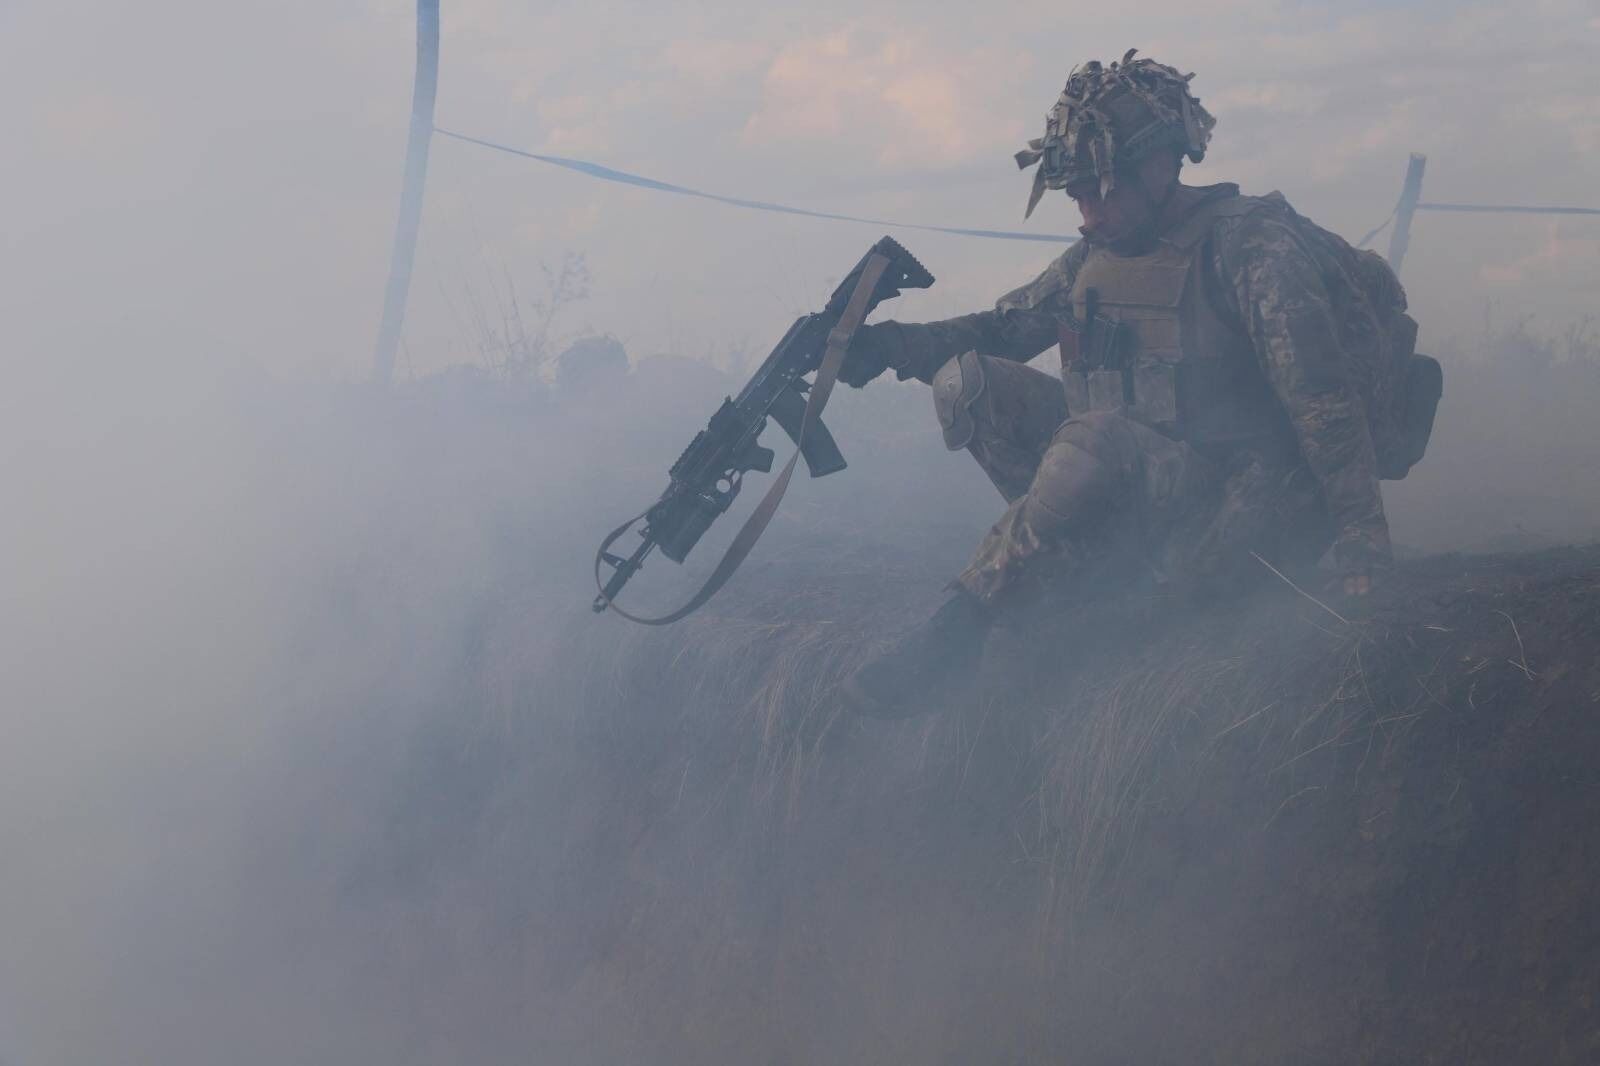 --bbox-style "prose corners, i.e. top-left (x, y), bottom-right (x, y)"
top-left (1058, 409), bottom-right (1127, 438)
top-left (1029, 436), bottom-right (1119, 523)
top-left (932, 350), bottom-right (987, 451)
top-left (1052, 409), bottom-right (1133, 463)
